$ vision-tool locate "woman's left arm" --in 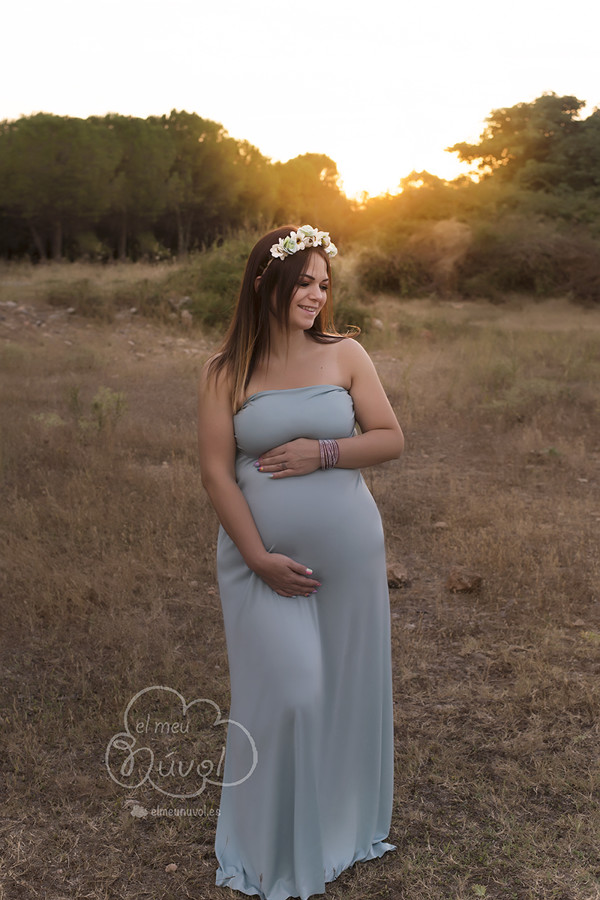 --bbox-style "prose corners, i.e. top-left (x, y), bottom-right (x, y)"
top-left (334, 337), bottom-right (404, 468)
top-left (257, 339), bottom-right (404, 477)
